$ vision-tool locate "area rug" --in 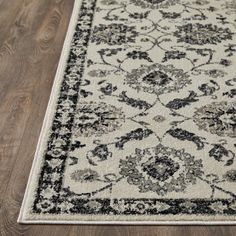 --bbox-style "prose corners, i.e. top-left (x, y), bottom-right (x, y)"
top-left (18, 0), bottom-right (236, 224)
